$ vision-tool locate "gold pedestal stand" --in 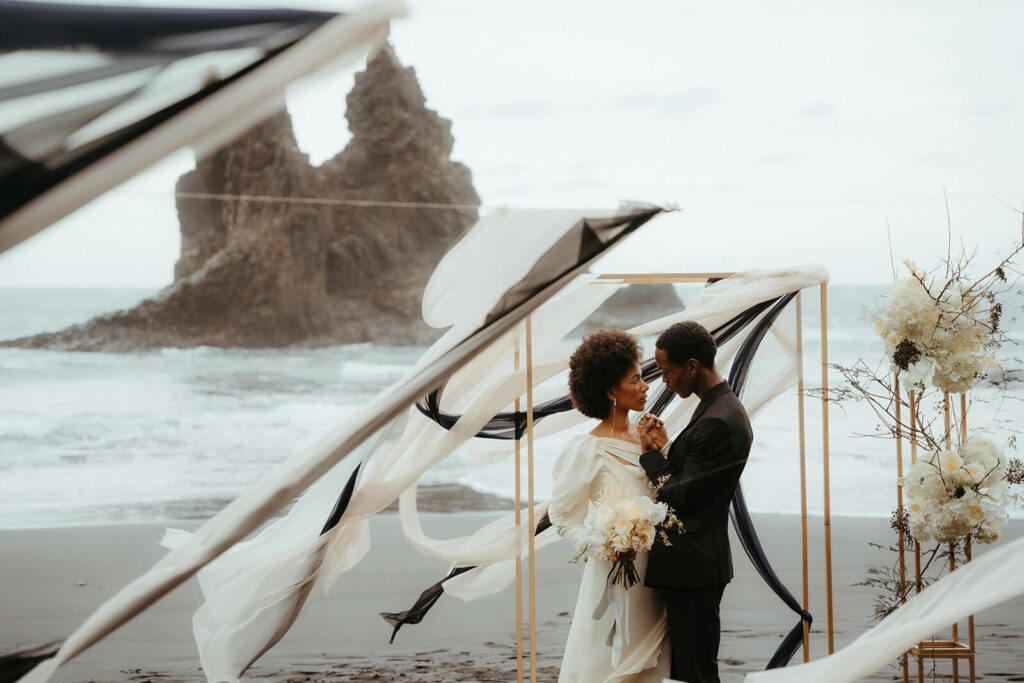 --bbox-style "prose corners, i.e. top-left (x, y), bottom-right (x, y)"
top-left (911, 639), bottom-right (974, 681)
top-left (897, 389), bottom-right (976, 683)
